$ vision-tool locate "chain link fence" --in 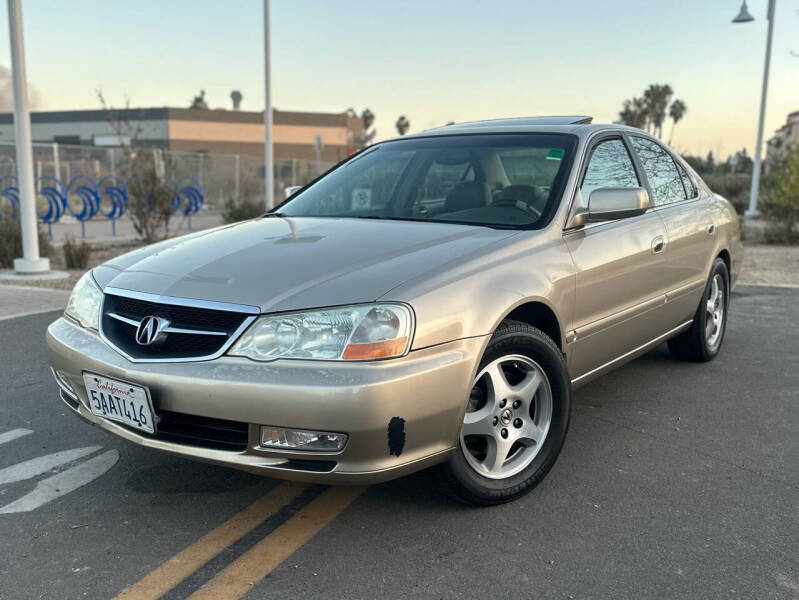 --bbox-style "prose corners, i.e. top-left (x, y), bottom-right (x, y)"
top-left (0, 141), bottom-right (334, 242)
